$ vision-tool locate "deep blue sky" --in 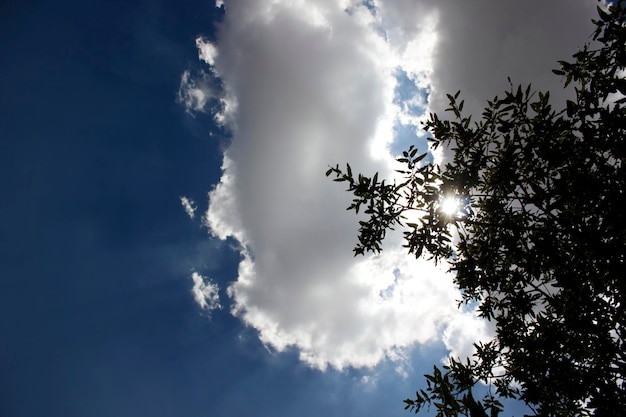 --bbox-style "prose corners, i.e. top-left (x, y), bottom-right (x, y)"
top-left (0, 2), bottom-right (452, 416)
